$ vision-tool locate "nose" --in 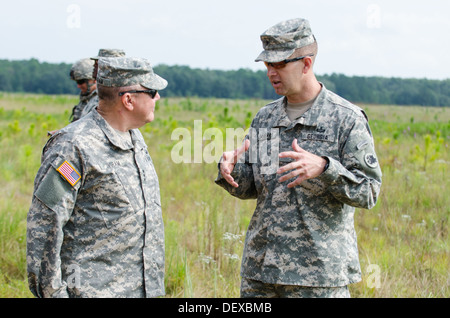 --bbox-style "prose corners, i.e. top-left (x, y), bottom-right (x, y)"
top-left (266, 65), bottom-right (277, 77)
top-left (77, 83), bottom-right (85, 92)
